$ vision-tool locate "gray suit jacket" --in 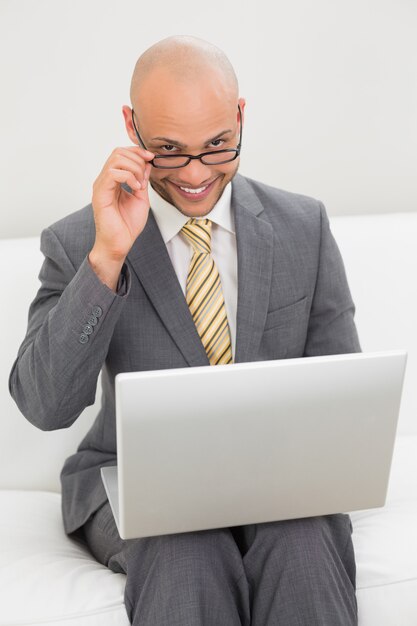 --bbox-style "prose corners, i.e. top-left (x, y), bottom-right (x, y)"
top-left (9, 174), bottom-right (360, 535)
